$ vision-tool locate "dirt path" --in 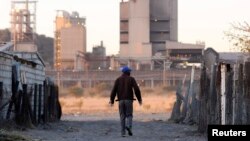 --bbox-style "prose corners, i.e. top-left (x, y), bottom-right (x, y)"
top-left (12, 113), bottom-right (206, 141)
